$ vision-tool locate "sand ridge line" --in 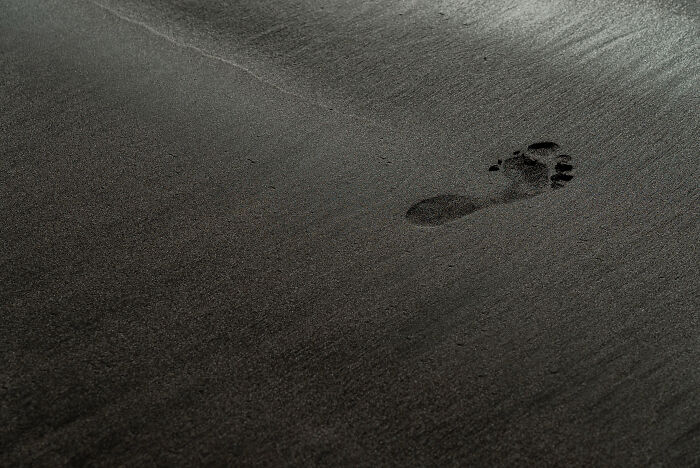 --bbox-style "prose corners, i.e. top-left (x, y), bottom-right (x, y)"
top-left (88, 0), bottom-right (393, 131)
